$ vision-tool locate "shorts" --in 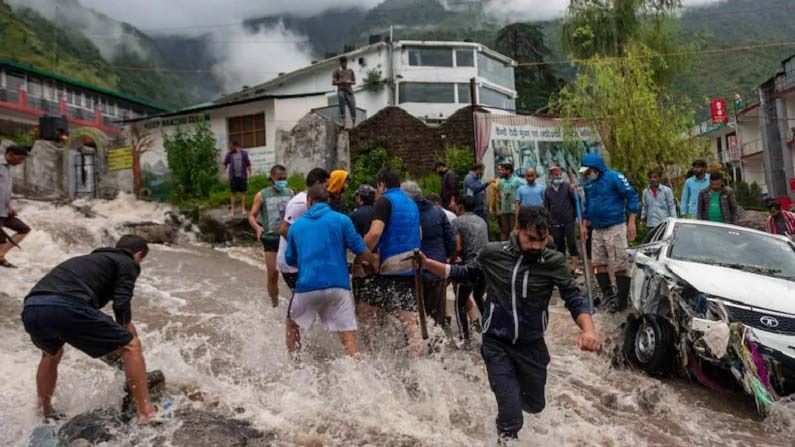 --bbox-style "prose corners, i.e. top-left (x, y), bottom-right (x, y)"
top-left (498, 213), bottom-right (515, 236)
top-left (281, 272), bottom-right (298, 290)
top-left (591, 223), bottom-right (630, 272)
top-left (260, 234), bottom-right (280, 252)
top-left (230, 176), bottom-right (248, 193)
top-left (287, 288), bottom-right (357, 332)
top-left (357, 275), bottom-right (417, 313)
top-left (21, 295), bottom-right (133, 358)
top-left (0, 216), bottom-right (31, 242)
